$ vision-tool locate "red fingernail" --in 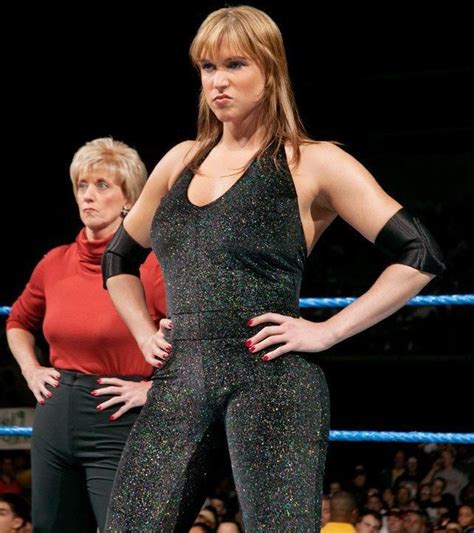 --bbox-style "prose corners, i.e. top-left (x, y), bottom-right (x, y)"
top-left (165, 346), bottom-right (172, 353)
top-left (96, 379), bottom-right (102, 384)
top-left (54, 383), bottom-right (59, 388)
top-left (249, 346), bottom-right (256, 352)
top-left (162, 353), bottom-right (168, 359)
top-left (39, 400), bottom-right (45, 405)
top-left (91, 391), bottom-right (97, 396)
top-left (109, 415), bottom-right (115, 421)
top-left (46, 392), bottom-right (52, 398)
top-left (156, 362), bottom-right (163, 367)
top-left (244, 339), bottom-right (252, 347)
top-left (246, 319), bottom-right (253, 326)
top-left (261, 355), bottom-right (269, 361)
top-left (96, 405), bottom-right (103, 410)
